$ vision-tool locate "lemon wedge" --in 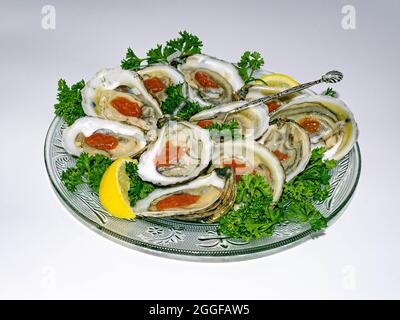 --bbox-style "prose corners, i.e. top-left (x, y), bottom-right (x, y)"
top-left (99, 157), bottom-right (136, 219)
top-left (256, 73), bottom-right (299, 88)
